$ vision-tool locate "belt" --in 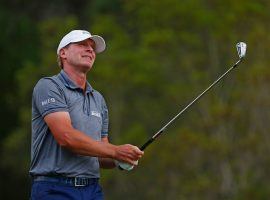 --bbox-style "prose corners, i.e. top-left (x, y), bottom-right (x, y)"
top-left (33, 176), bottom-right (98, 187)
